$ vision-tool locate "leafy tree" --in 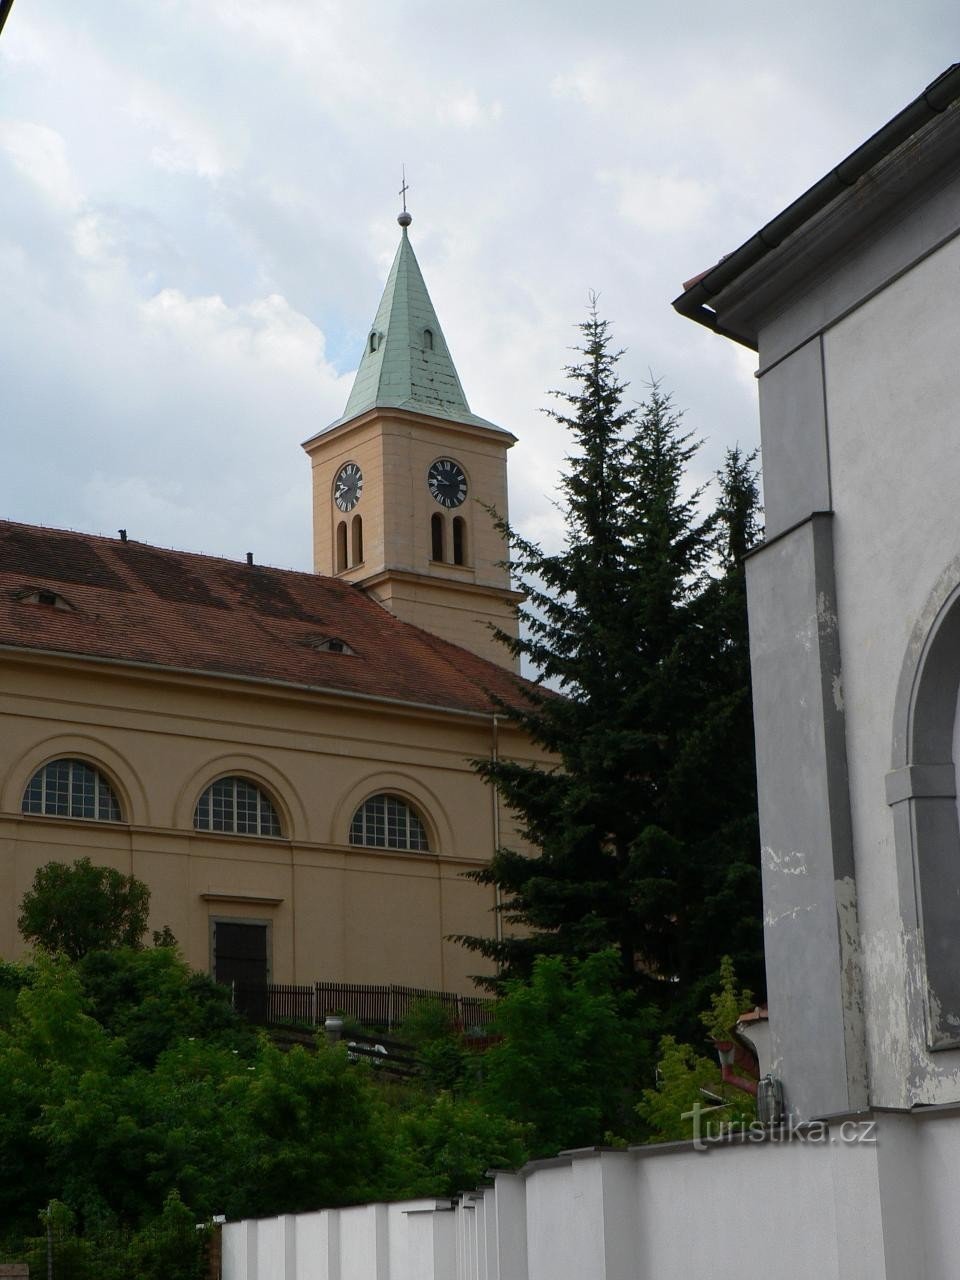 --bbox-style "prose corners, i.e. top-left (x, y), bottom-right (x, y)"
top-left (18, 858), bottom-right (151, 960)
top-left (0, 958), bottom-right (31, 1028)
top-left (399, 998), bottom-right (470, 1093)
top-left (458, 311), bottom-right (763, 1040)
top-left (78, 946), bottom-right (251, 1066)
top-left (700, 953), bottom-right (754, 1042)
top-left (393, 1093), bottom-right (530, 1198)
top-left (219, 1040), bottom-right (396, 1219)
top-left (635, 1036), bottom-right (730, 1143)
top-left (637, 958), bottom-right (757, 1144)
top-left (480, 950), bottom-right (650, 1155)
